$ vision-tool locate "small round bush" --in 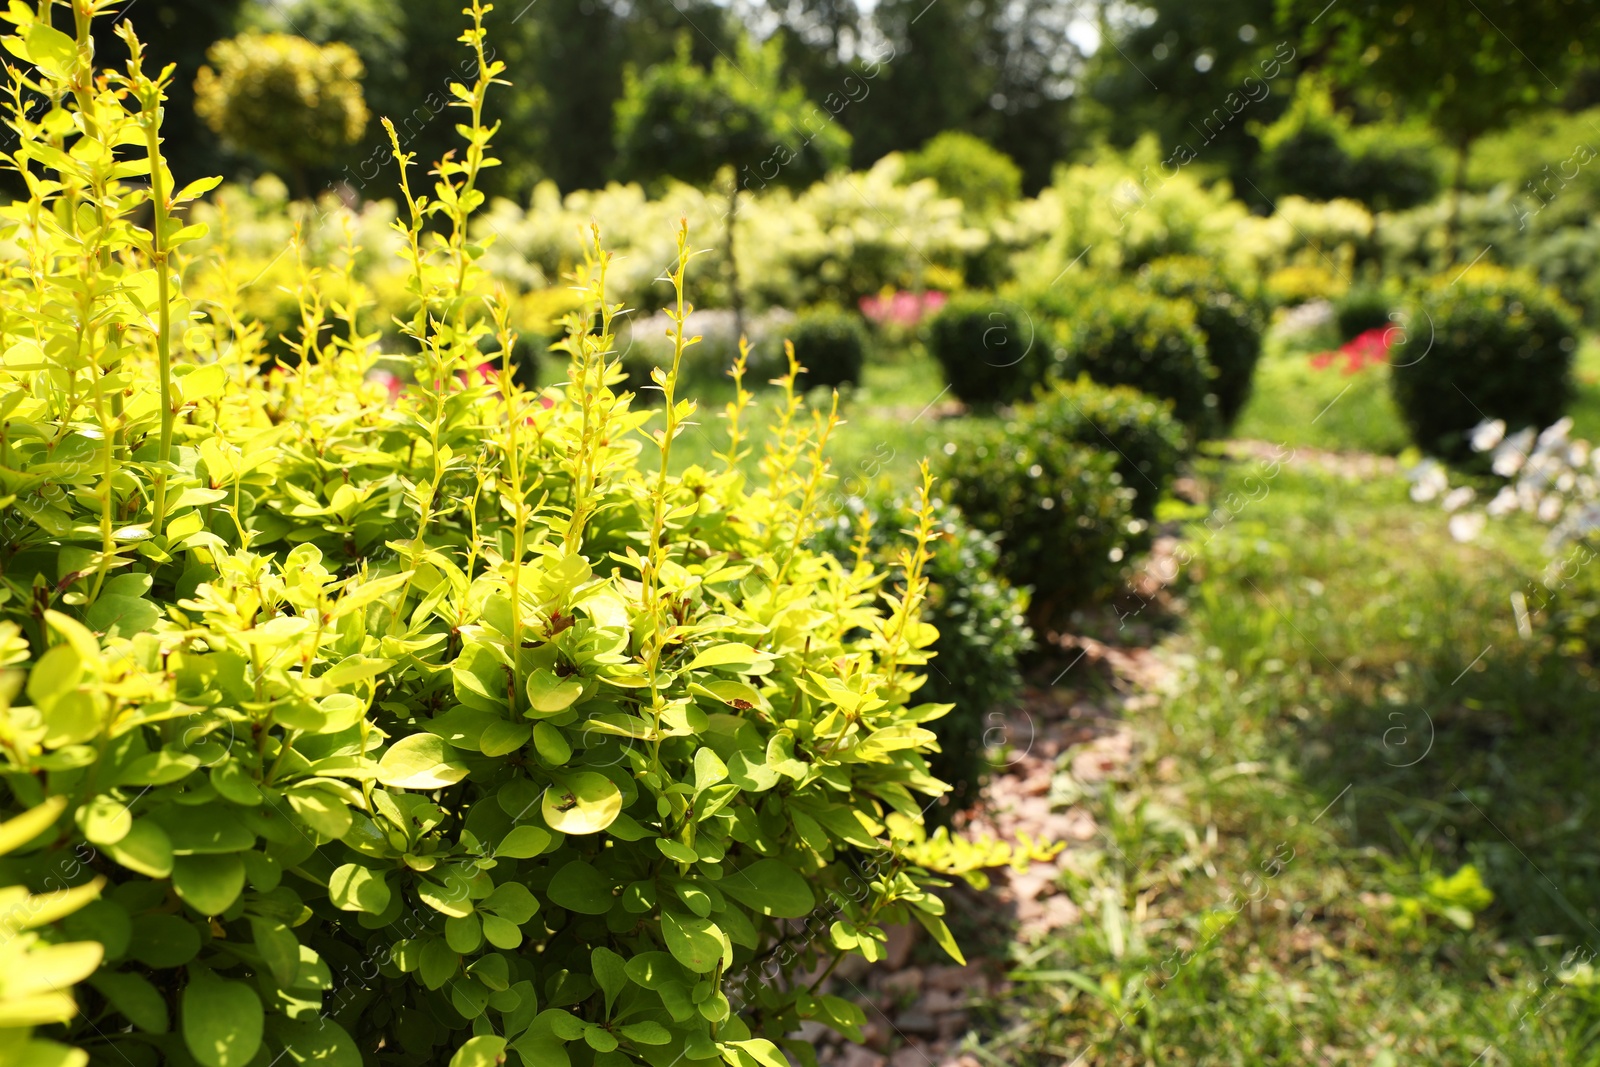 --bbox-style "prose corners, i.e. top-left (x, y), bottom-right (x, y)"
top-left (1028, 376), bottom-right (1187, 521)
top-left (1057, 285), bottom-right (1218, 436)
top-left (1391, 268), bottom-right (1578, 462)
top-left (900, 131), bottom-right (1023, 216)
top-left (1335, 285), bottom-right (1396, 340)
top-left (815, 496), bottom-right (1032, 815)
top-left (790, 306), bottom-right (869, 391)
top-left (926, 292), bottom-right (1049, 406)
top-left (1138, 257), bottom-right (1264, 430)
top-left (940, 424), bottom-right (1136, 619)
